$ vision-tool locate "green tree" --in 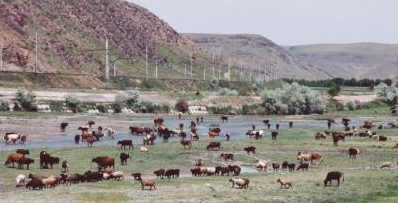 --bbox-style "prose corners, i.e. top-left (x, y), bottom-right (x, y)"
top-left (327, 85), bottom-right (341, 98)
